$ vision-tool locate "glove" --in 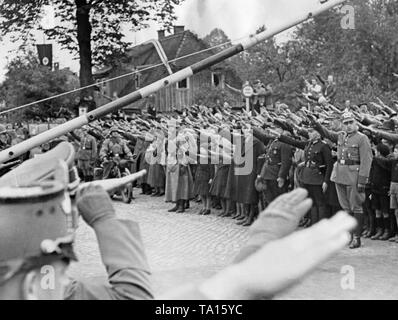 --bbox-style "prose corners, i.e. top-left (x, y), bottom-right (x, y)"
top-left (234, 188), bottom-right (313, 263)
top-left (357, 183), bottom-right (366, 193)
top-left (76, 185), bottom-right (116, 227)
